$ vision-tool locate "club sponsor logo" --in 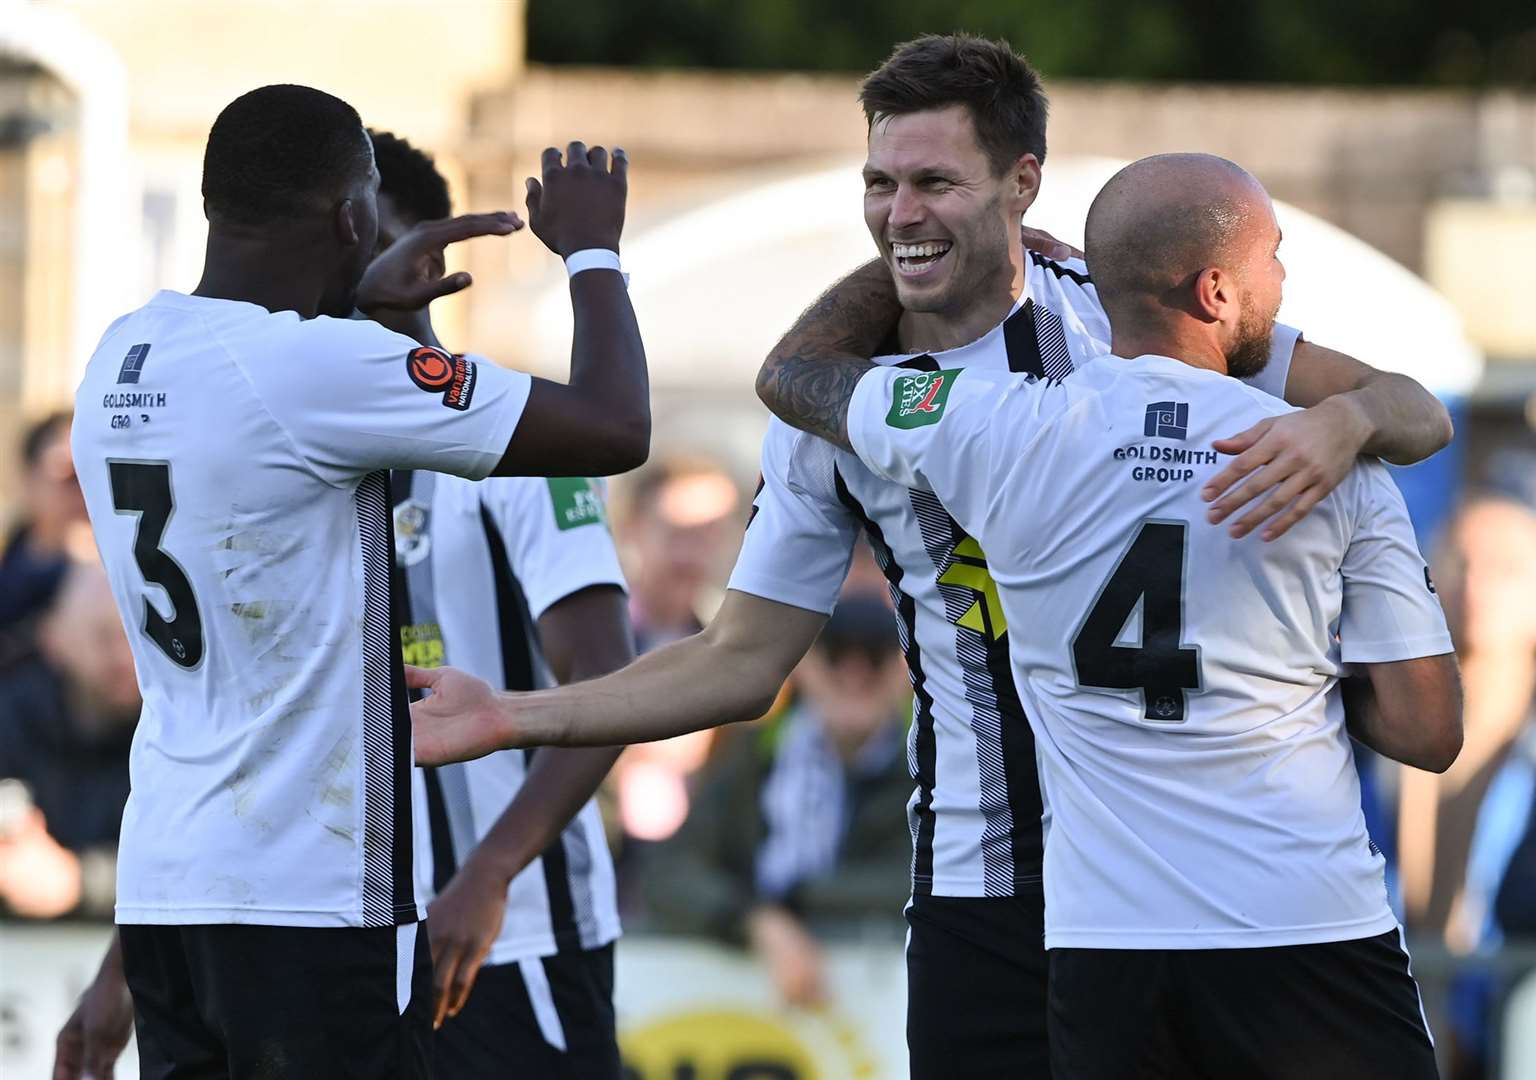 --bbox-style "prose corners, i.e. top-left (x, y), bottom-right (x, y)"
top-left (547, 477), bottom-right (606, 531)
top-left (1144, 400), bottom-right (1189, 440)
top-left (117, 343), bottom-right (151, 384)
top-left (886, 368), bottom-right (962, 429)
